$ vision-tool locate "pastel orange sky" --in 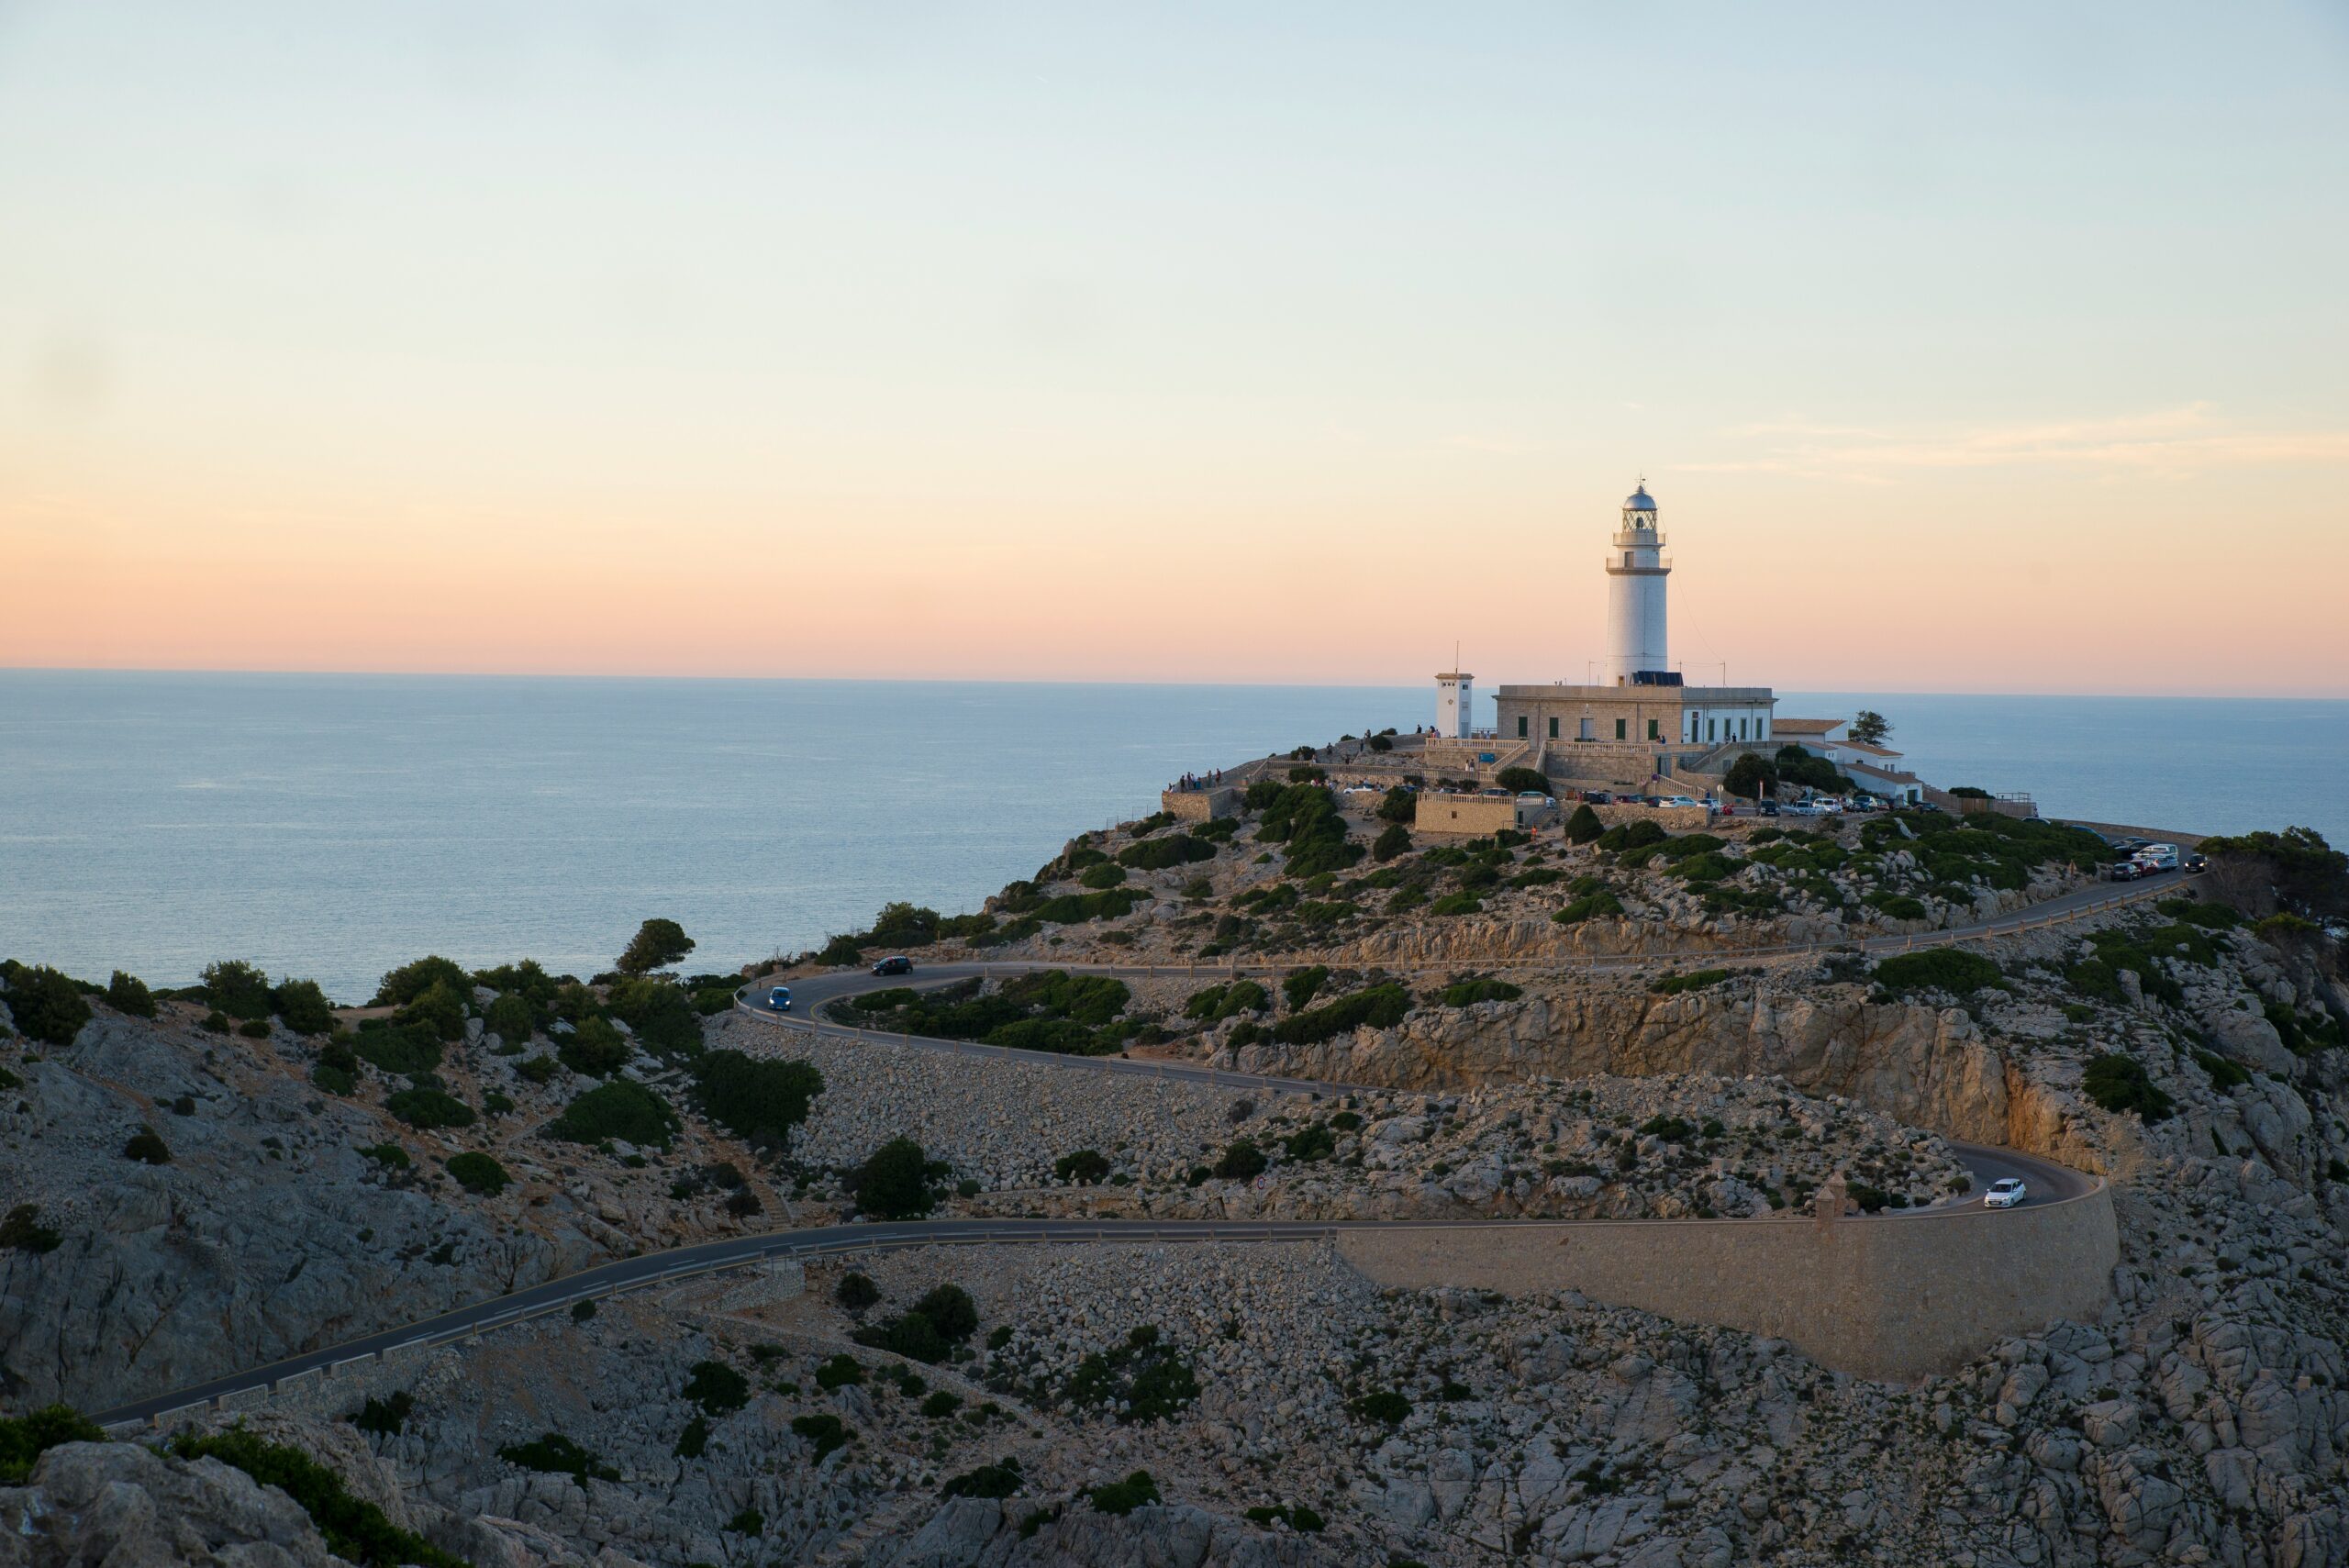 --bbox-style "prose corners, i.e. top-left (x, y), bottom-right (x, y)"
top-left (6, 5), bottom-right (2346, 695)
